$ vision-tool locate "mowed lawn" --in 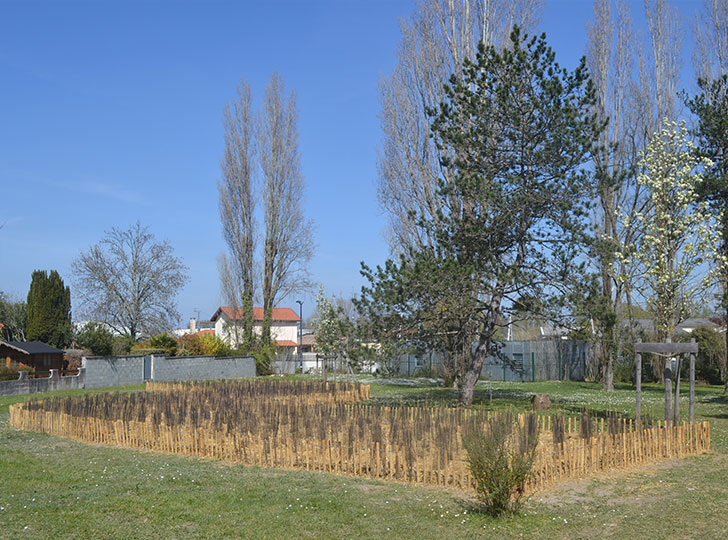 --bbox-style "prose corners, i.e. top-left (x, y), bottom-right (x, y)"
top-left (1, 379), bottom-right (728, 539)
